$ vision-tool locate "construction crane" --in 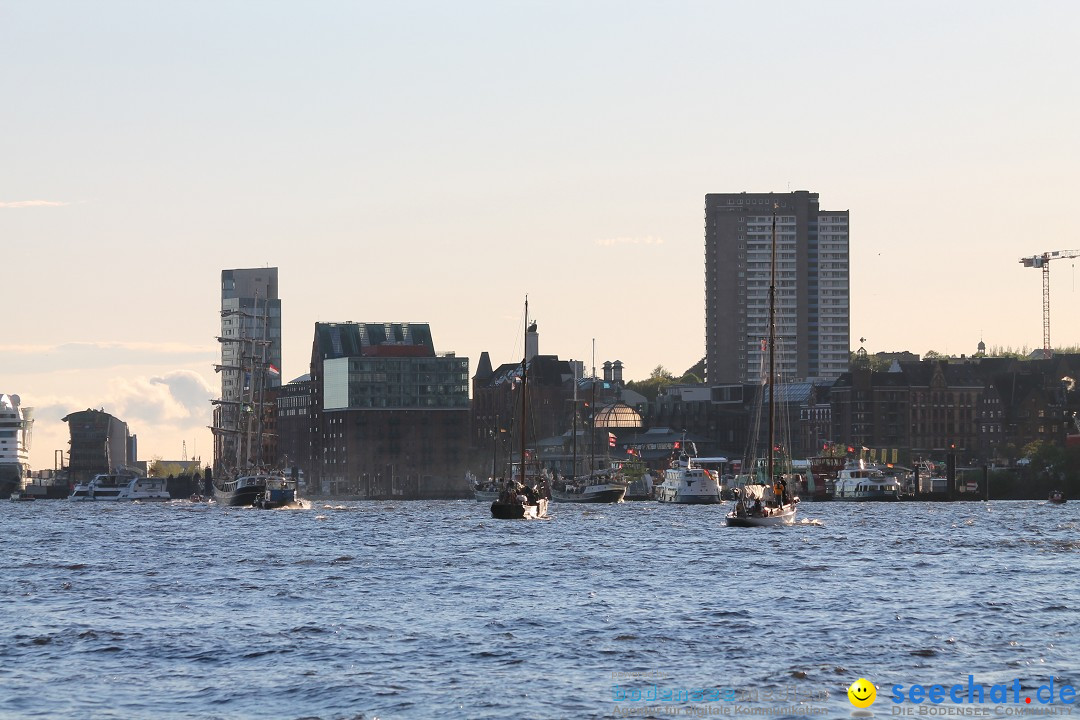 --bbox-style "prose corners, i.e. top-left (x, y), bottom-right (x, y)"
top-left (1019, 249), bottom-right (1080, 359)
